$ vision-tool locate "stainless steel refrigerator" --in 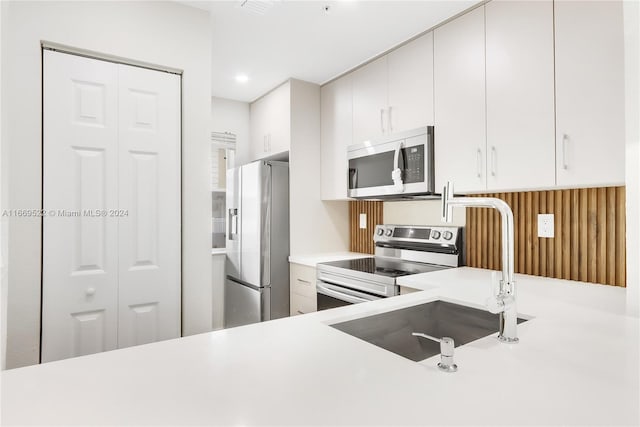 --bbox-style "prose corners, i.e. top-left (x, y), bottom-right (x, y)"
top-left (224, 160), bottom-right (290, 328)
